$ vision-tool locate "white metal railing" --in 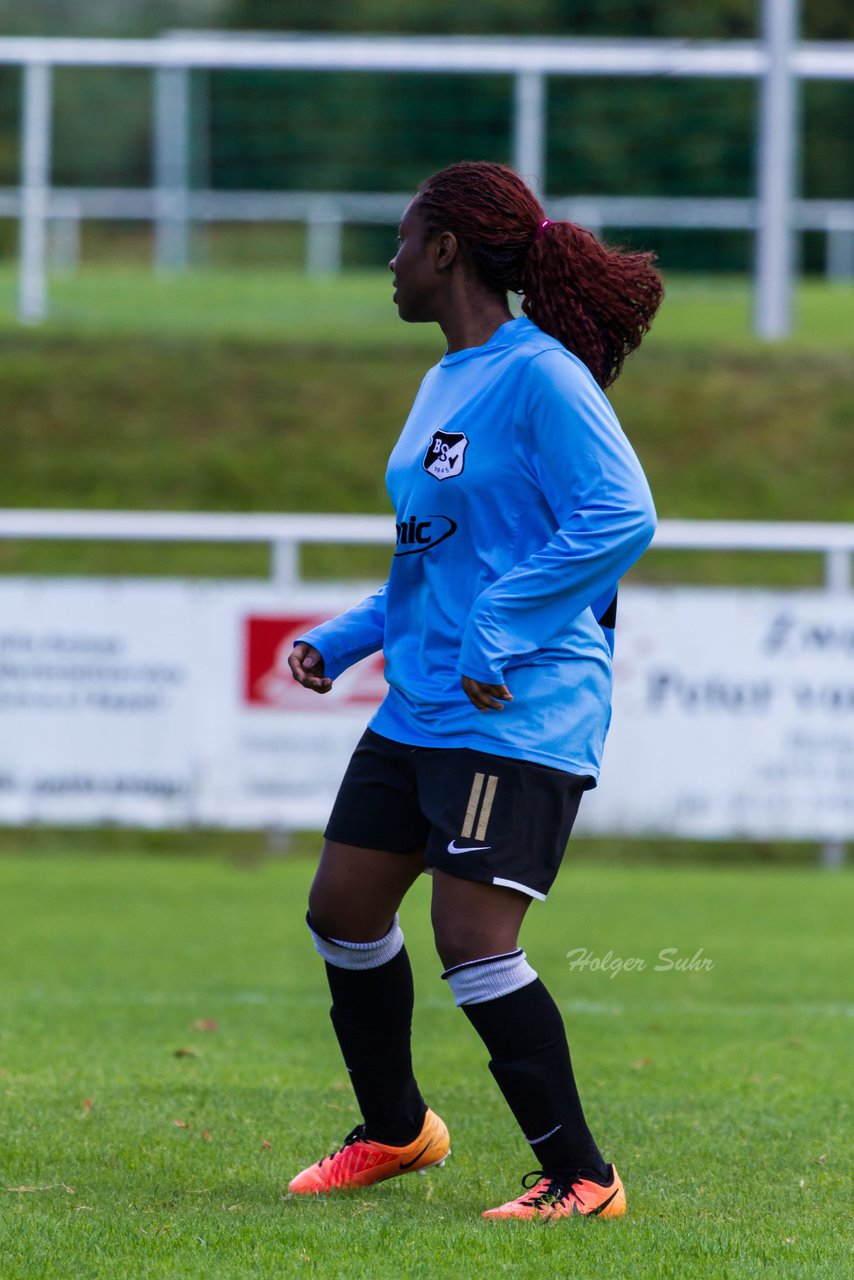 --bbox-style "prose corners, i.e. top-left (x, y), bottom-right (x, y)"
top-left (2, 187), bottom-right (853, 282)
top-left (2, 31), bottom-right (851, 75)
top-left (0, 510), bottom-right (851, 593)
top-left (5, 6), bottom-right (854, 333)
